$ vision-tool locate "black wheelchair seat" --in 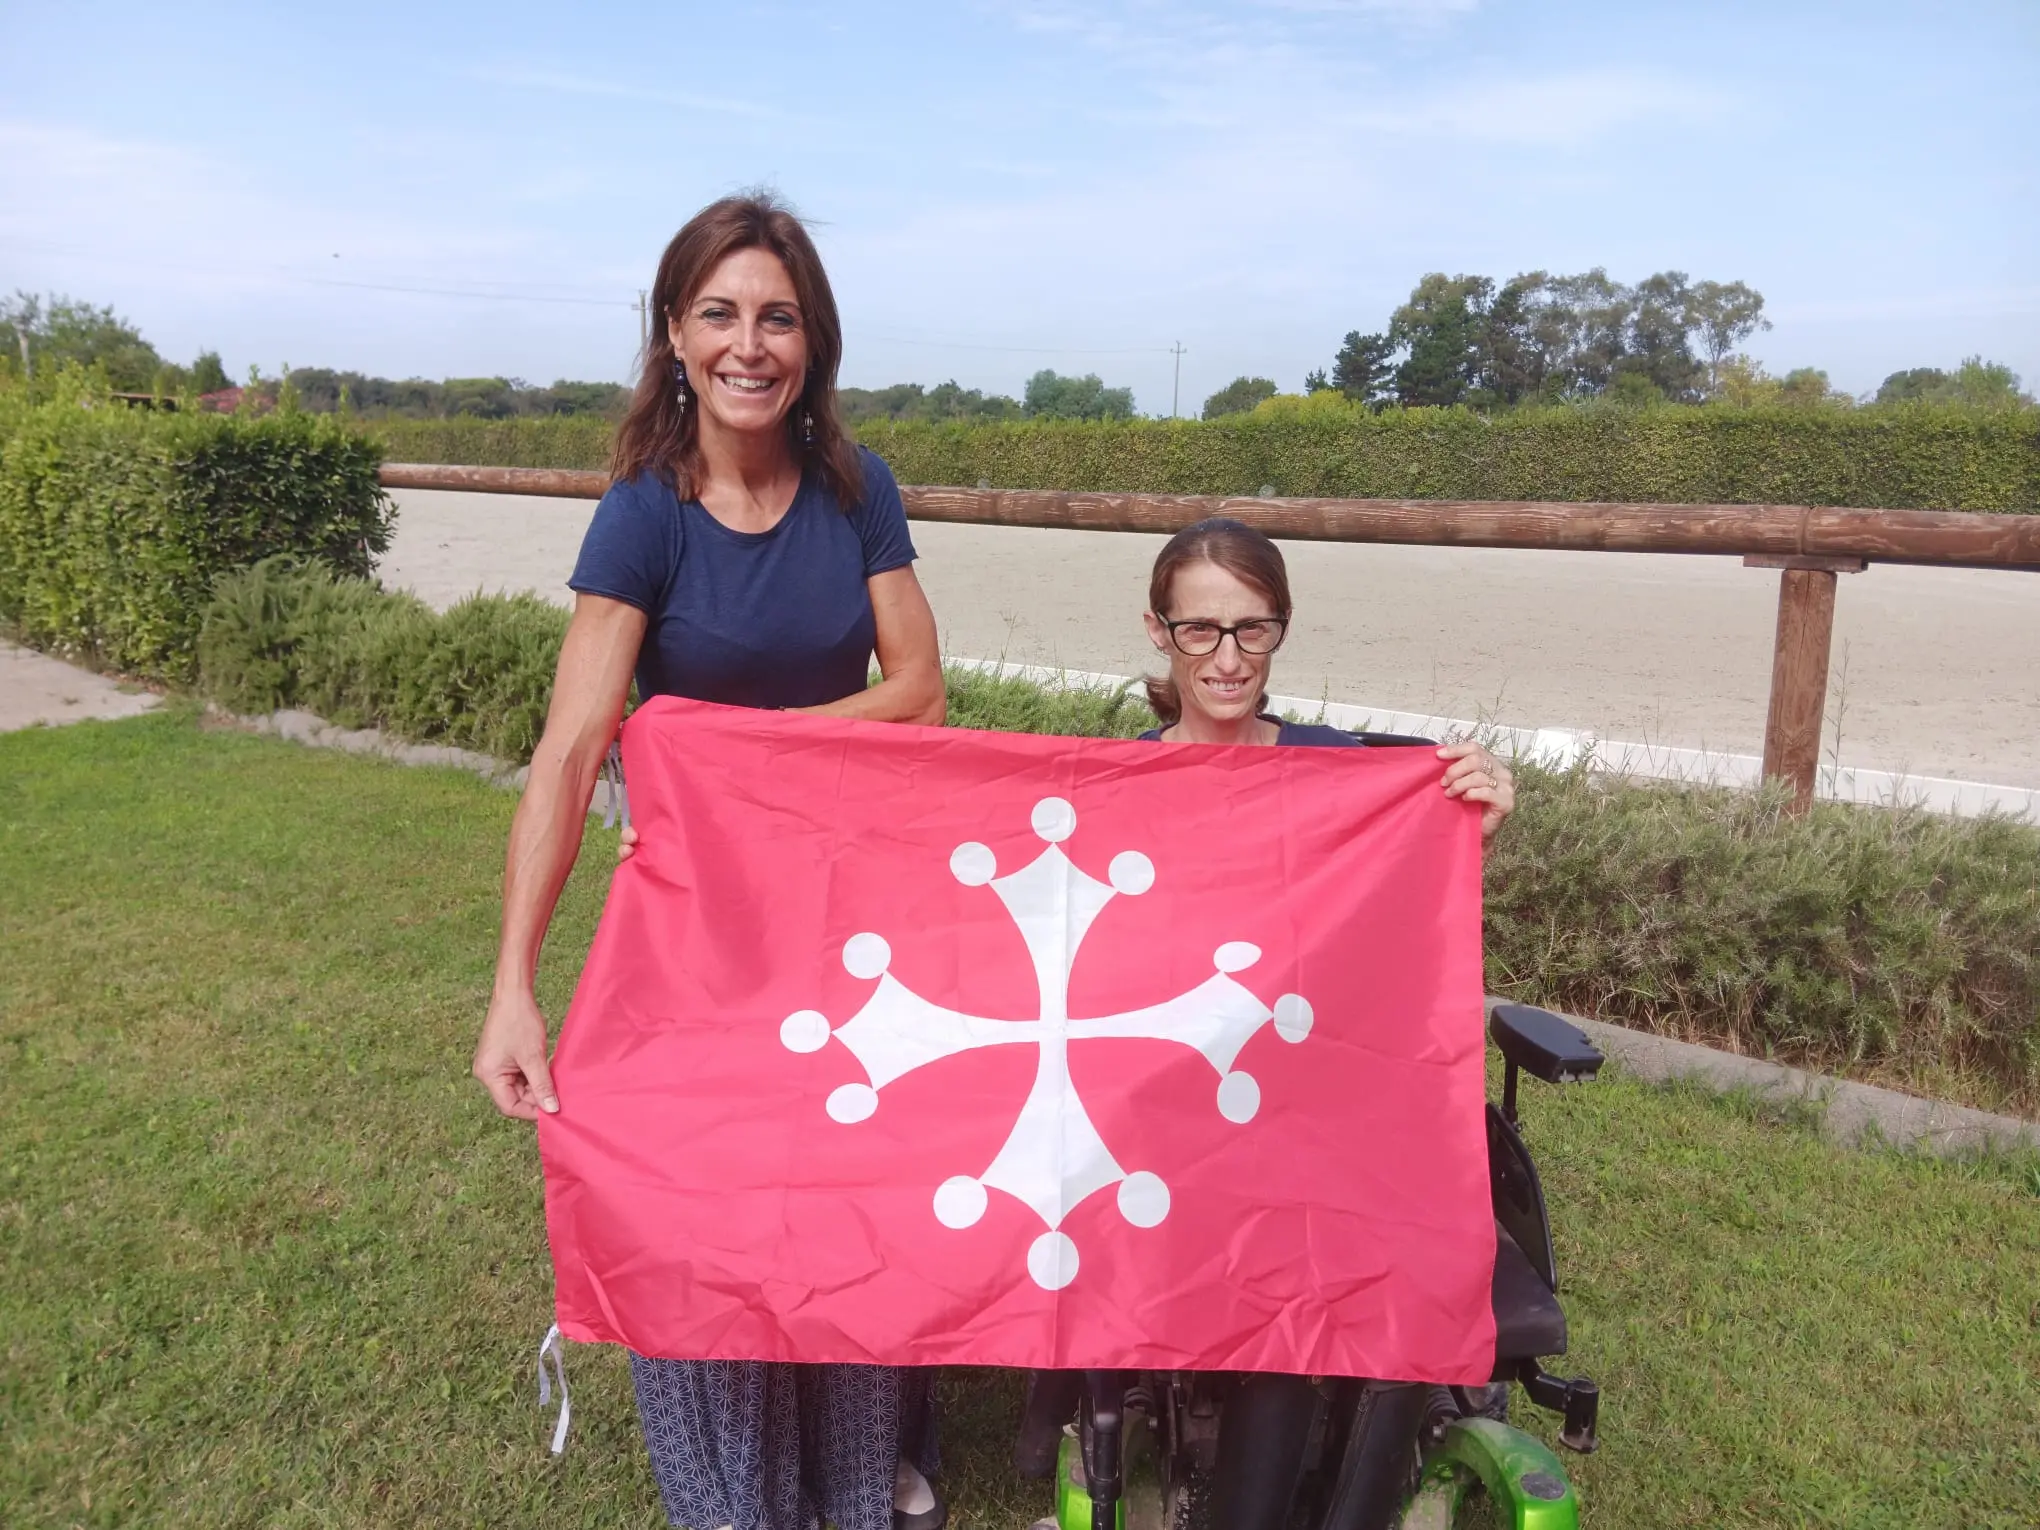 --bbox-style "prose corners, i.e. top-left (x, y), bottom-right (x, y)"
top-left (1491, 1222), bottom-right (1567, 1360)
